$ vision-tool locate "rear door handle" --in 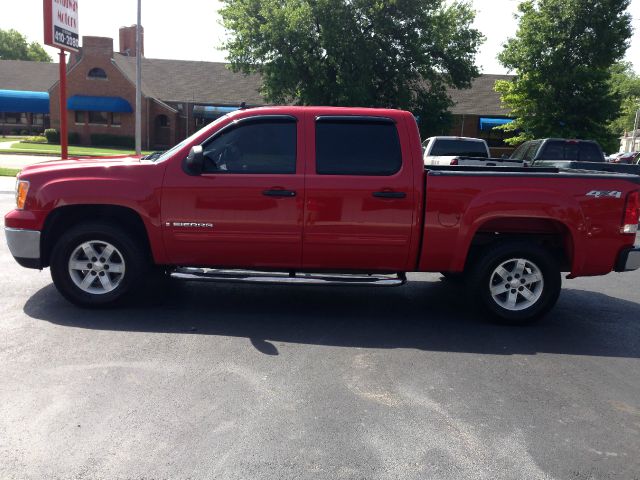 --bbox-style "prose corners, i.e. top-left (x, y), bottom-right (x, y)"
top-left (373, 191), bottom-right (406, 199)
top-left (263, 189), bottom-right (297, 197)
